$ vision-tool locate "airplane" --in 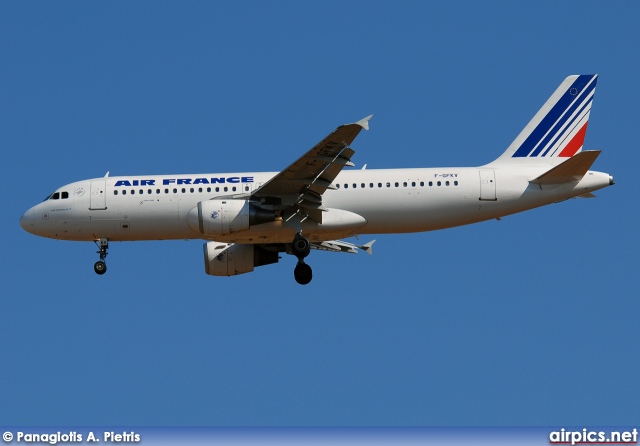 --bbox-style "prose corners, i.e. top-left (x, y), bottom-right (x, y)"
top-left (20, 74), bottom-right (613, 285)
